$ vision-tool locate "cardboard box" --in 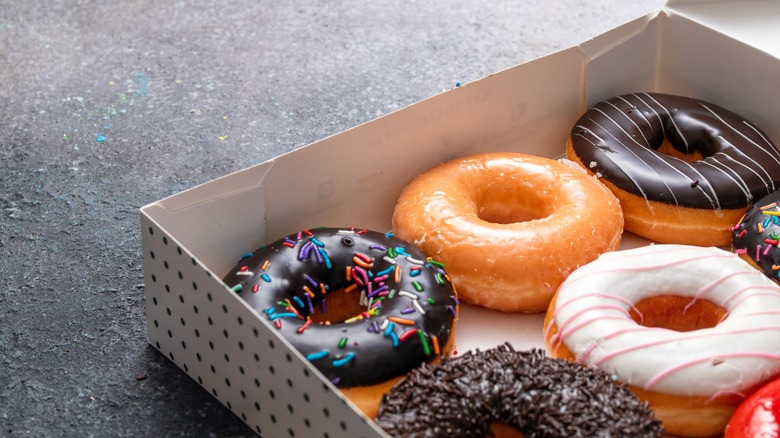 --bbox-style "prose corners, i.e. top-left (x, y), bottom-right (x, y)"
top-left (140, 1), bottom-right (780, 436)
